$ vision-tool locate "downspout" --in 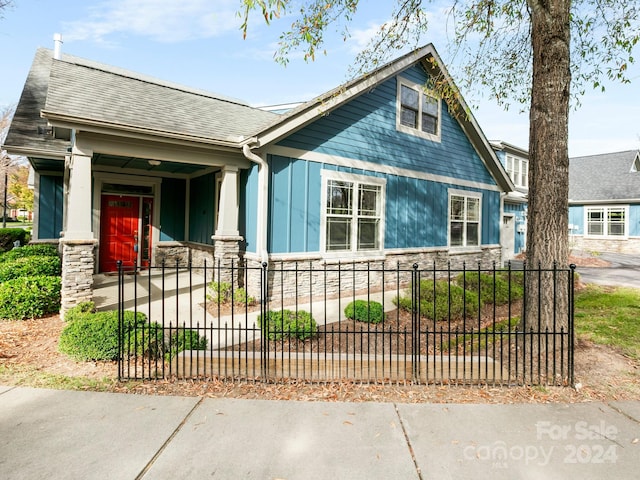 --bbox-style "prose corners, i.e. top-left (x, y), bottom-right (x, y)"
top-left (242, 144), bottom-right (269, 263)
